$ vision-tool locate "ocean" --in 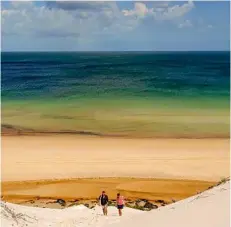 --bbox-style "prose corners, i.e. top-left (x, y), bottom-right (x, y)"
top-left (1, 51), bottom-right (230, 138)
